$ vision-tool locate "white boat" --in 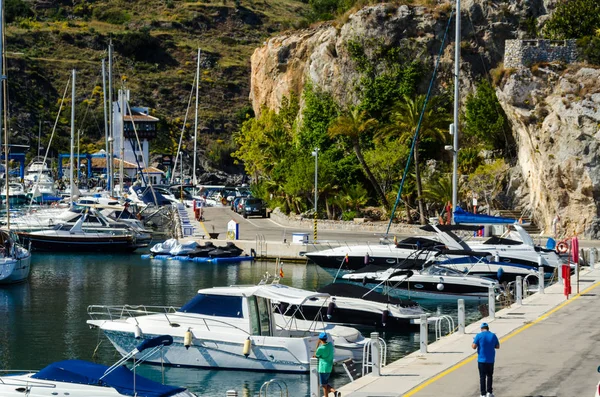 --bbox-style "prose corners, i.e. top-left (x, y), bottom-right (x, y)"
top-left (0, 335), bottom-right (197, 397)
top-left (343, 265), bottom-right (499, 301)
top-left (0, 230), bottom-right (31, 285)
top-left (87, 284), bottom-right (362, 372)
